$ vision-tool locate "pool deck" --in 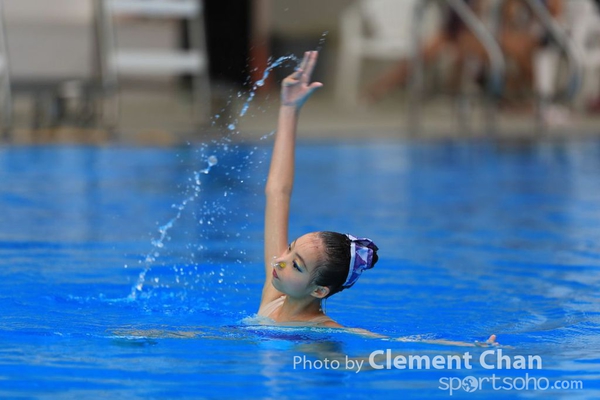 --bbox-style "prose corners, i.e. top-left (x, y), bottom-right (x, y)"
top-left (5, 86), bottom-right (600, 145)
